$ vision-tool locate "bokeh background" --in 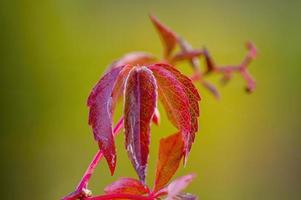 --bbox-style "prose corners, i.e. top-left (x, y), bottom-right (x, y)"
top-left (1, 0), bottom-right (301, 199)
